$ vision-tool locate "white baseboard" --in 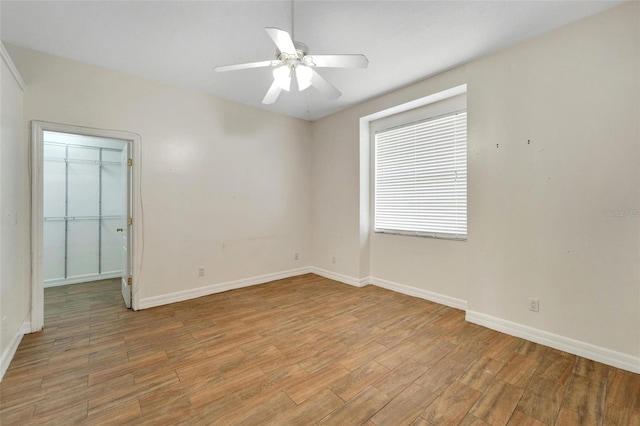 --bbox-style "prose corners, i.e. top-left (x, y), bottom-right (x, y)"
top-left (370, 276), bottom-right (467, 311)
top-left (134, 266), bottom-right (639, 375)
top-left (310, 267), bottom-right (369, 287)
top-left (139, 267), bottom-right (313, 309)
top-left (44, 272), bottom-right (122, 288)
top-left (466, 310), bottom-right (640, 374)
top-left (0, 320), bottom-right (31, 382)
top-left (308, 270), bottom-right (467, 311)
